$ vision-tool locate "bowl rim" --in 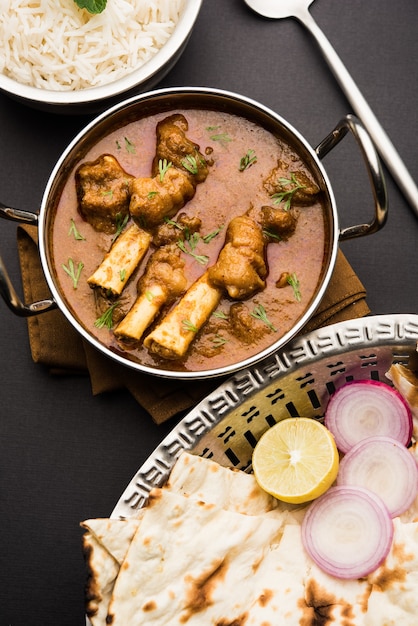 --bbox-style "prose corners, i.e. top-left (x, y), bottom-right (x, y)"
top-left (0, 0), bottom-right (202, 106)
